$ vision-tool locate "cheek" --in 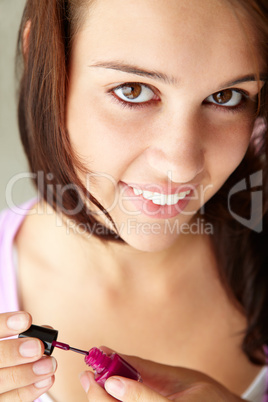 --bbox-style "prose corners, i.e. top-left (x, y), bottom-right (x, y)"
top-left (67, 91), bottom-right (148, 177)
top-left (66, 94), bottom-right (151, 207)
top-left (207, 118), bottom-right (253, 177)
